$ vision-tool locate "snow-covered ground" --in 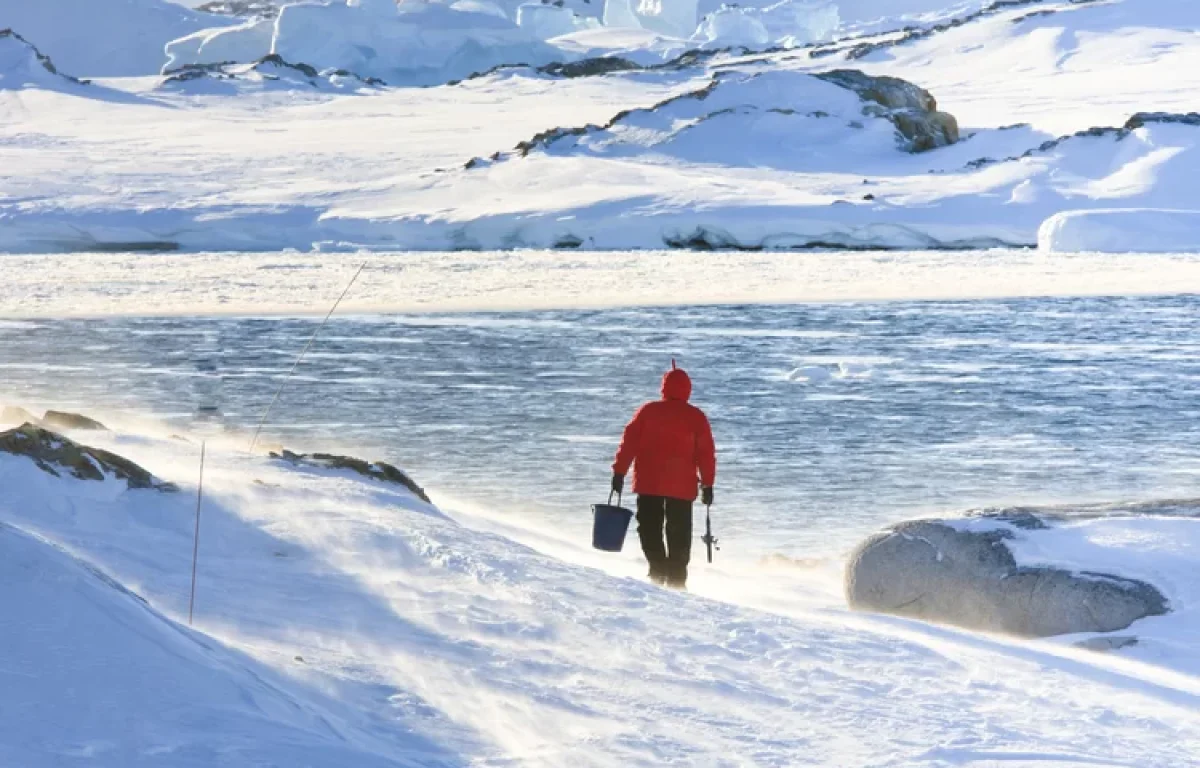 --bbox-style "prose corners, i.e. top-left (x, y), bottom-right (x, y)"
top-left (3, 0), bottom-right (1200, 252)
top-left (2, 419), bottom-right (1199, 766)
